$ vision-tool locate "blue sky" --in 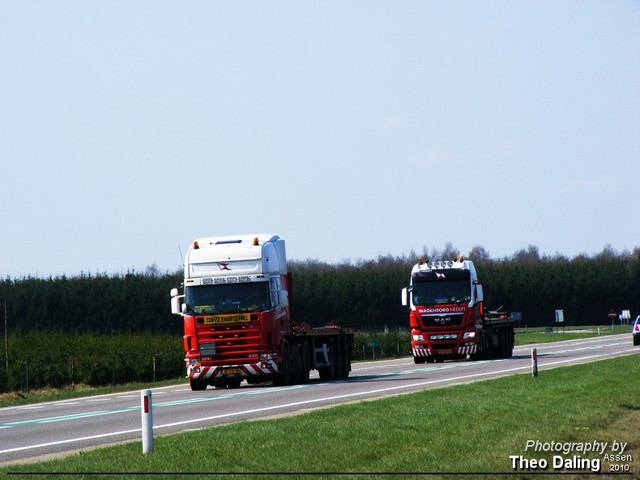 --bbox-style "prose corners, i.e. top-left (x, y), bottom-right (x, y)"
top-left (1, 1), bottom-right (639, 278)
